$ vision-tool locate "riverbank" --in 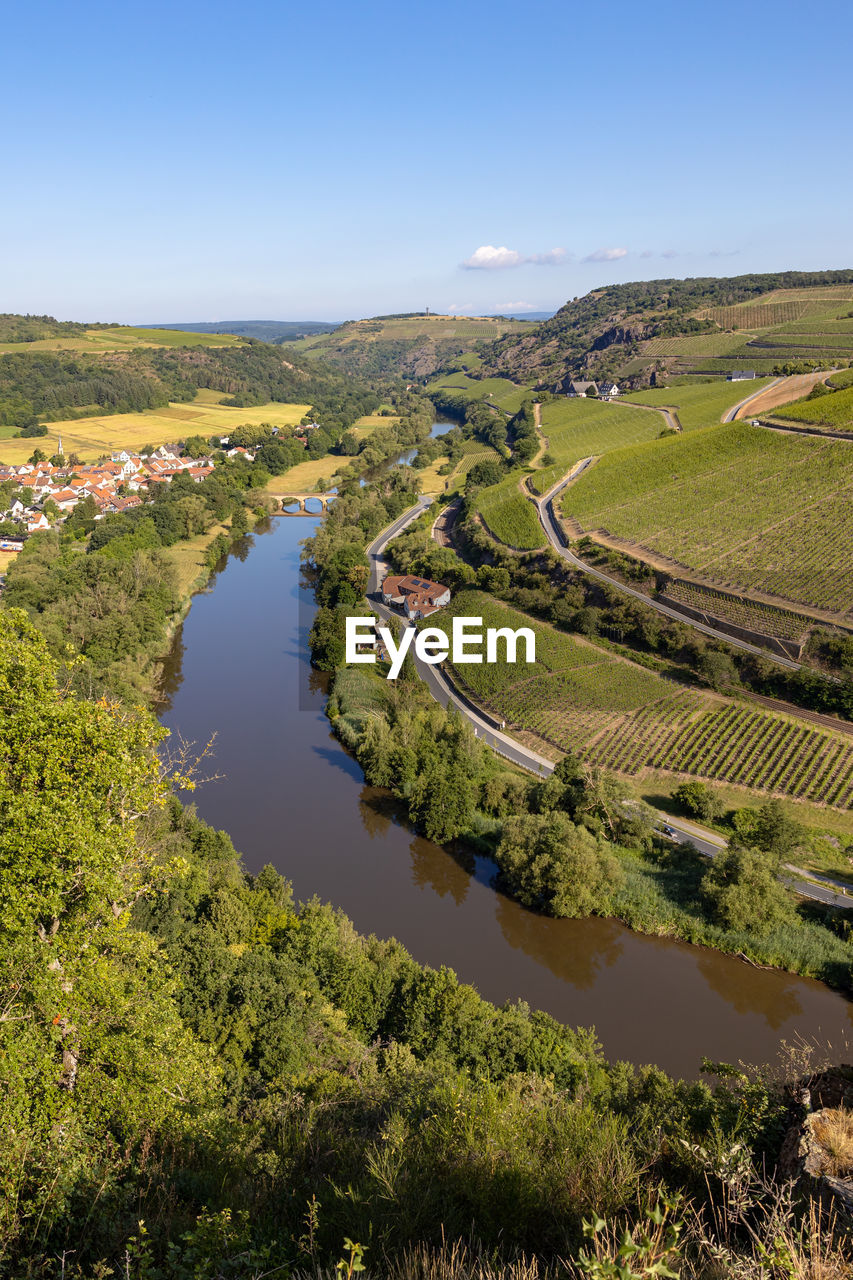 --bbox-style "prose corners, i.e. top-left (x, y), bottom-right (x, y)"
top-left (159, 510), bottom-right (853, 1075)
